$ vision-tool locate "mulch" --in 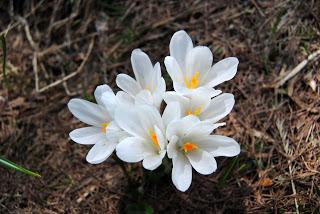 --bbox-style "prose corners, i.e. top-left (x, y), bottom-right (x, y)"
top-left (0, 0), bottom-right (319, 213)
